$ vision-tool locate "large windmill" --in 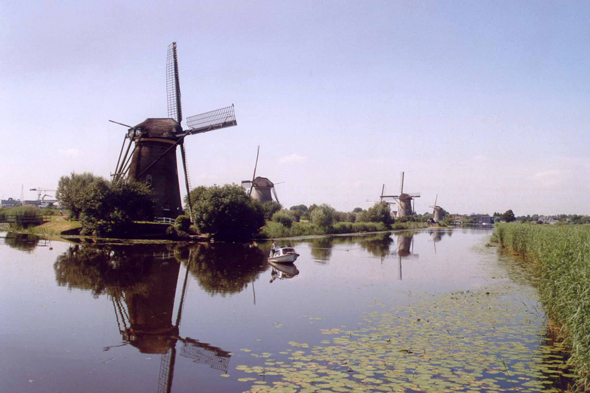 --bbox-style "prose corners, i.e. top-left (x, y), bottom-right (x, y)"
top-left (429, 194), bottom-right (445, 224)
top-left (111, 42), bottom-right (237, 221)
top-left (381, 172), bottom-right (420, 217)
top-left (241, 146), bottom-right (280, 204)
